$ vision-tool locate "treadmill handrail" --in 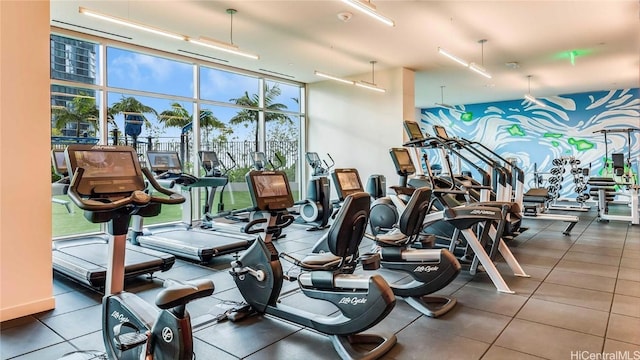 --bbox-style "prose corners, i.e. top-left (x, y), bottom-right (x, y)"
top-left (68, 167), bottom-right (185, 212)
